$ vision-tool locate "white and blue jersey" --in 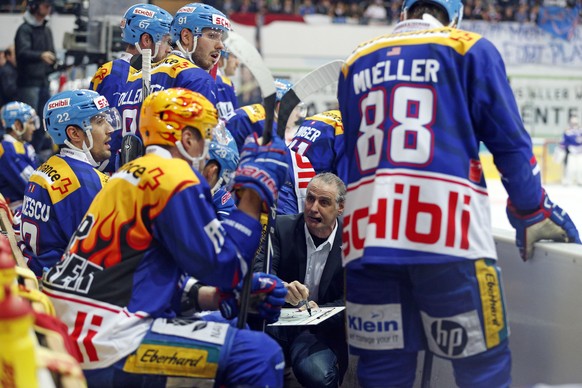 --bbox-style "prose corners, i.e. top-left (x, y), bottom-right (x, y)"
top-left (338, 21), bottom-right (543, 267)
